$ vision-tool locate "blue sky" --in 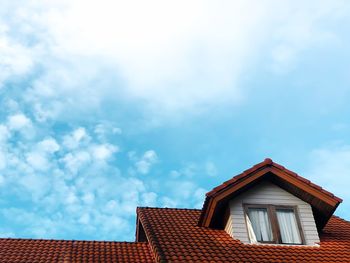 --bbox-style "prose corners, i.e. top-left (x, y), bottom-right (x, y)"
top-left (0, 0), bottom-right (350, 241)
